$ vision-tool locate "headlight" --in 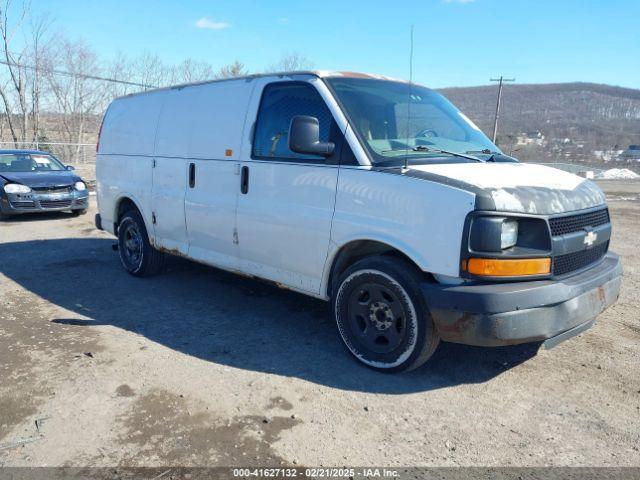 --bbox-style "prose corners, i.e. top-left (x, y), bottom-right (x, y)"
top-left (74, 181), bottom-right (87, 191)
top-left (470, 216), bottom-right (519, 252)
top-left (3, 183), bottom-right (31, 194)
top-left (500, 219), bottom-right (518, 249)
